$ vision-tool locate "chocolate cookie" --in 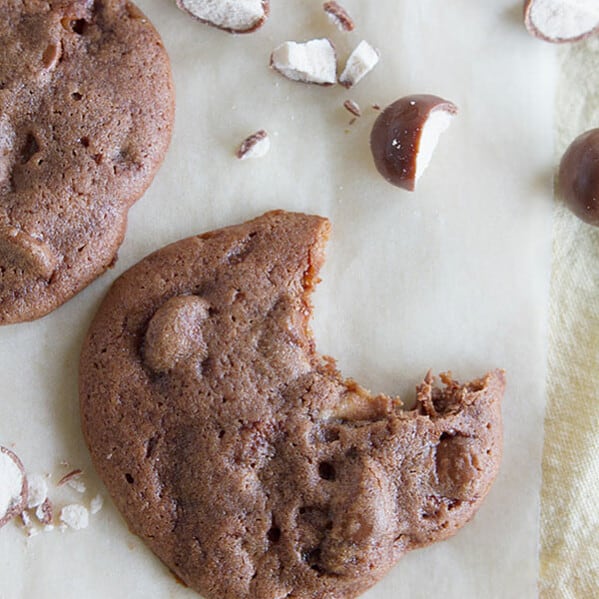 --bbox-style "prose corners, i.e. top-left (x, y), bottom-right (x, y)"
top-left (0, 0), bottom-right (174, 324)
top-left (80, 211), bottom-right (504, 599)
